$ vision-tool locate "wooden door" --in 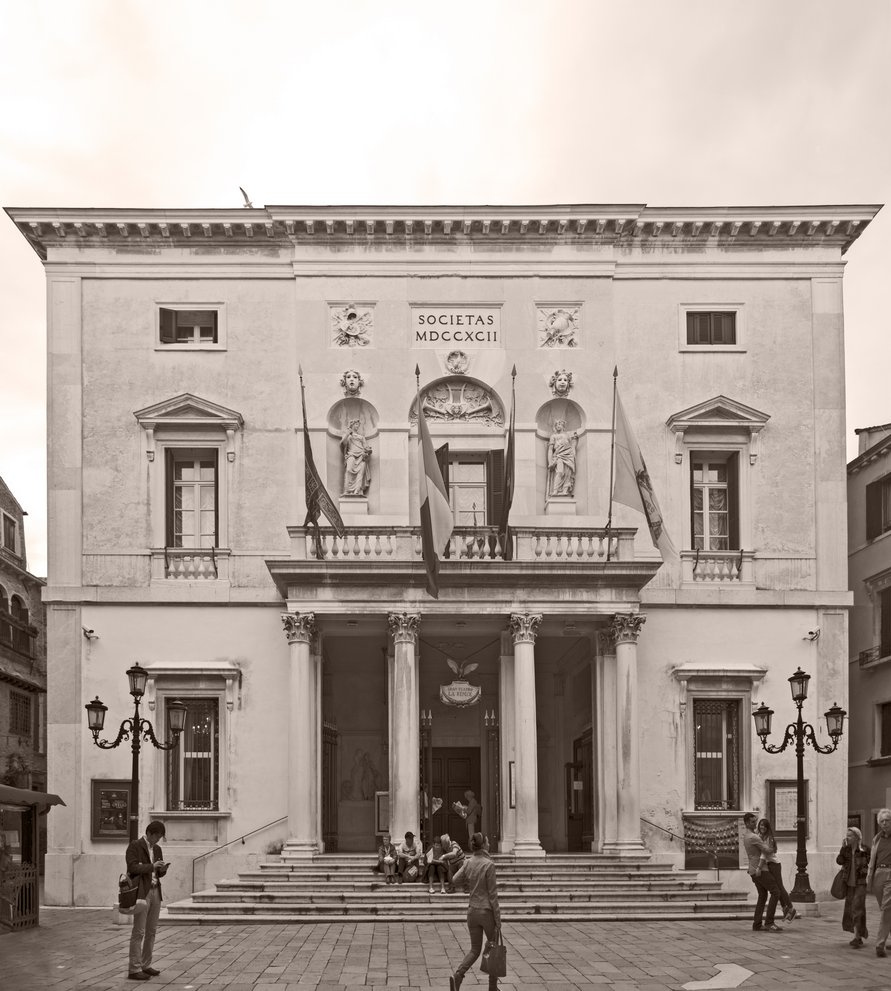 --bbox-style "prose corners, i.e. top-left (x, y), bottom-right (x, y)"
top-left (567, 730), bottom-right (593, 851)
top-left (431, 747), bottom-right (480, 847)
